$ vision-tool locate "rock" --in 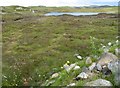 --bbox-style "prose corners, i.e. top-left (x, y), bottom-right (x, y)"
top-left (108, 60), bottom-right (120, 85)
top-left (63, 64), bottom-right (70, 72)
top-left (76, 72), bottom-right (88, 79)
top-left (96, 63), bottom-right (102, 71)
top-left (63, 63), bottom-right (76, 72)
top-left (101, 65), bottom-right (111, 75)
top-left (97, 52), bottom-right (118, 66)
top-left (77, 55), bottom-right (82, 60)
top-left (82, 66), bottom-right (89, 73)
top-left (88, 62), bottom-right (96, 71)
top-left (84, 79), bottom-right (113, 86)
top-left (86, 57), bottom-right (92, 64)
top-left (108, 60), bottom-right (119, 74)
top-left (67, 83), bottom-right (76, 86)
top-left (74, 54), bottom-right (82, 60)
top-left (51, 73), bottom-right (59, 79)
top-left (115, 48), bottom-right (120, 56)
top-left (96, 52), bottom-right (118, 71)
top-left (73, 65), bottom-right (80, 70)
